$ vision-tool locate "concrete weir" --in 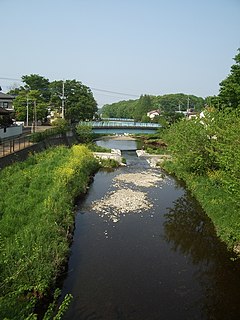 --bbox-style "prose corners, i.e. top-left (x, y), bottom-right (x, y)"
top-left (136, 149), bottom-right (172, 167)
top-left (93, 148), bottom-right (124, 165)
